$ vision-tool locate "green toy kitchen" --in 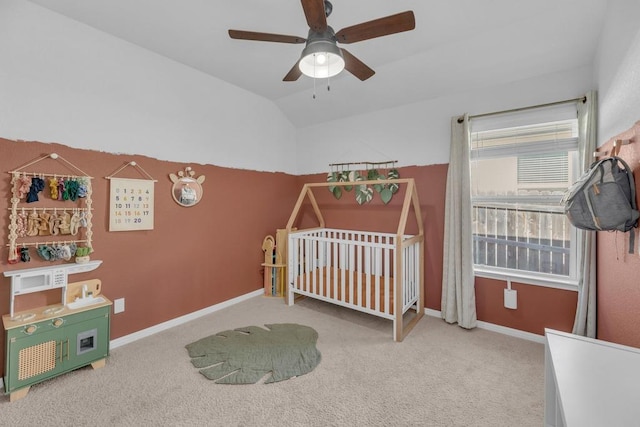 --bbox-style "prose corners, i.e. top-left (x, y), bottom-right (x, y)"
top-left (2, 261), bottom-right (110, 401)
